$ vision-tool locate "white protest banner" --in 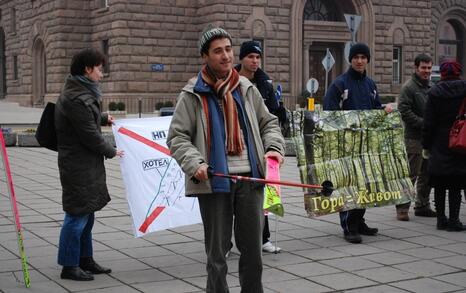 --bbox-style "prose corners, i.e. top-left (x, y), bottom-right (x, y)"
top-left (112, 117), bottom-right (201, 237)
